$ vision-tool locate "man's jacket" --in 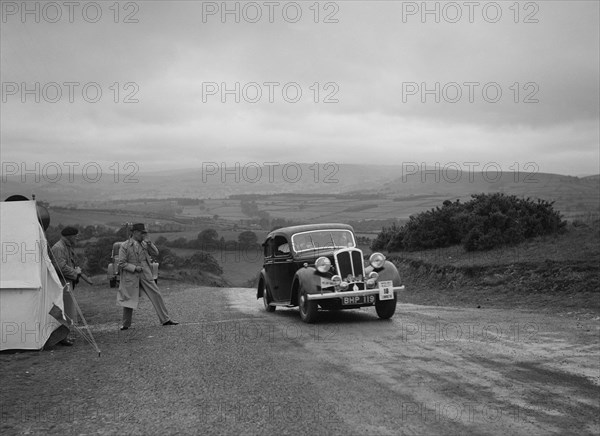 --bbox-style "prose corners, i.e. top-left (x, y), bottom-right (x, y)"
top-left (51, 237), bottom-right (79, 283)
top-left (116, 238), bottom-right (158, 309)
